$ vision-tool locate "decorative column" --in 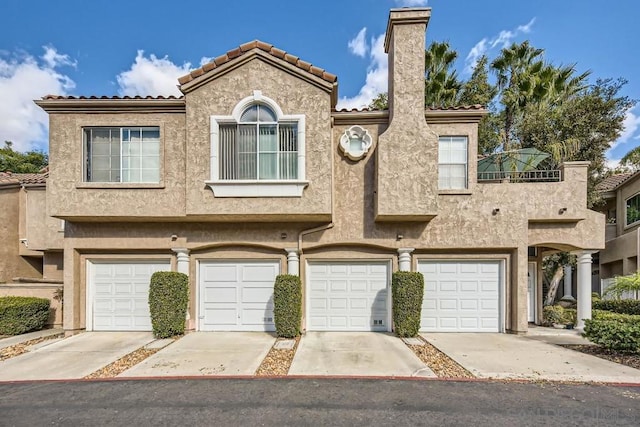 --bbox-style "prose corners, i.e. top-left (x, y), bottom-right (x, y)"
top-left (563, 264), bottom-right (573, 298)
top-left (573, 251), bottom-right (596, 329)
top-left (172, 248), bottom-right (190, 275)
top-left (286, 249), bottom-right (300, 275)
top-left (397, 248), bottom-right (415, 272)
